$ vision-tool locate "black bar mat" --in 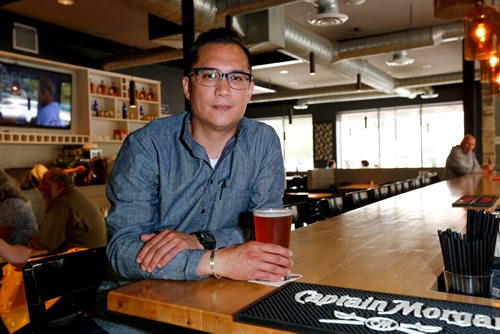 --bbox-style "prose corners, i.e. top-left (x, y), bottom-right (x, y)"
top-left (235, 282), bottom-right (500, 333)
